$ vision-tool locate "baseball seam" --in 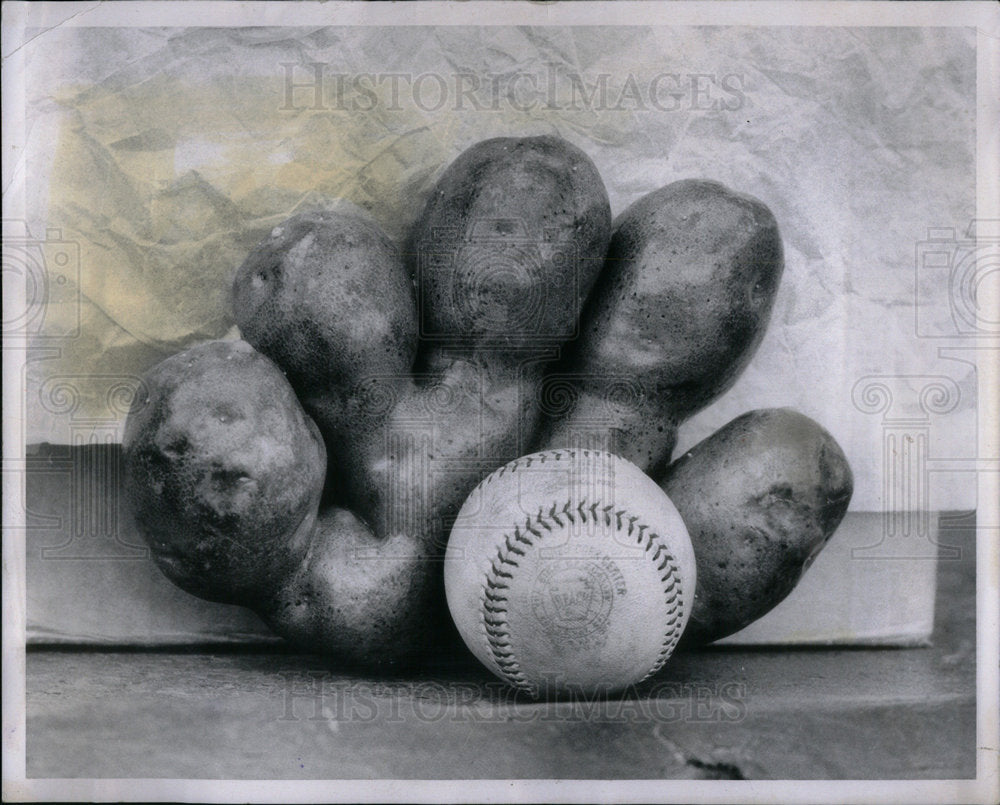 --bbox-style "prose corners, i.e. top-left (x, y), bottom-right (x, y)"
top-left (478, 450), bottom-right (685, 695)
top-left (484, 448), bottom-right (580, 484)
